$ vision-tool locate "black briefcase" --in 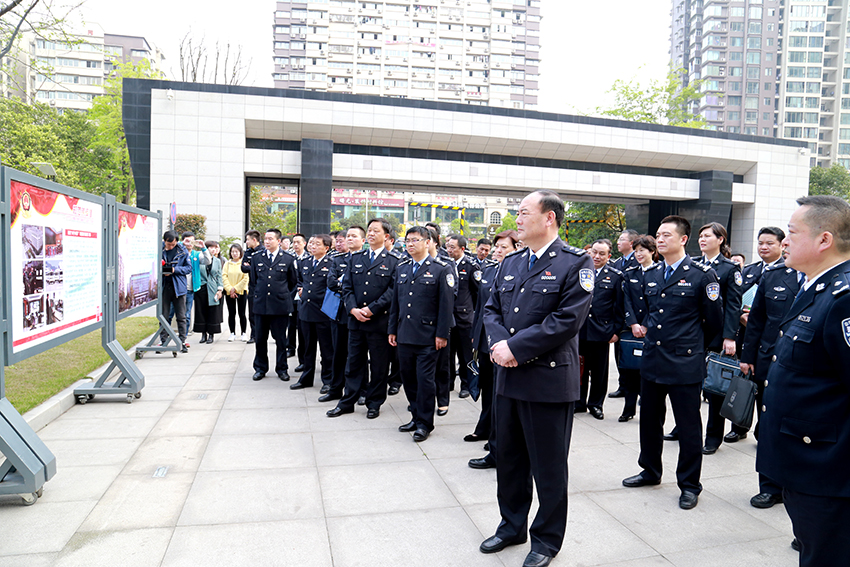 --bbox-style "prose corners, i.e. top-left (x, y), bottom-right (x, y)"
top-left (703, 352), bottom-right (742, 396)
top-left (720, 374), bottom-right (757, 428)
top-left (617, 332), bottom-right (644, 370)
